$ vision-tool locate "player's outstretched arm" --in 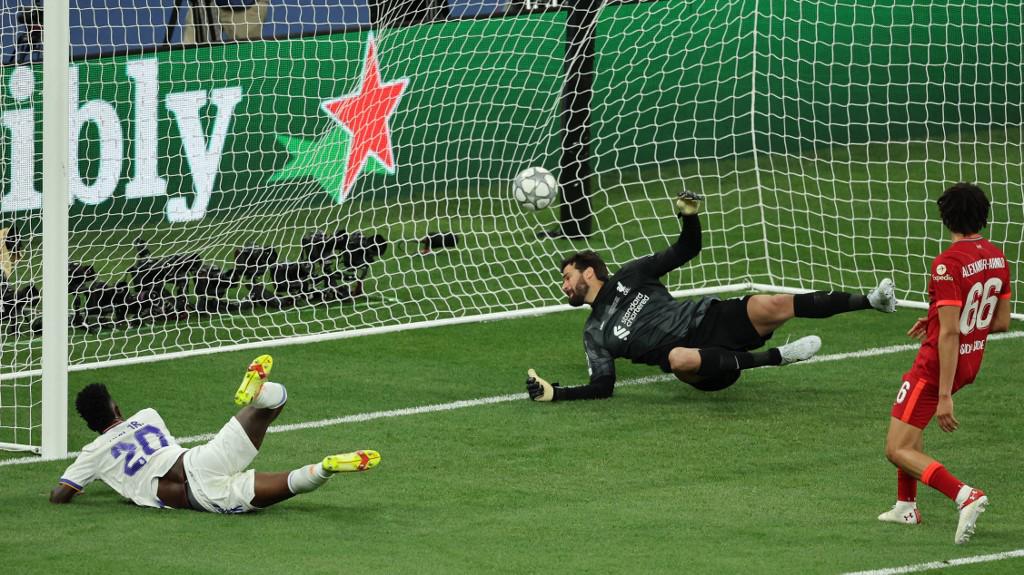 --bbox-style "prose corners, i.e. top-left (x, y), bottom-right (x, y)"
top-left (525, 369), bottom-right (615, 401)
top-left (528, 333), bottom-right (618, 402)
top-left (675, 189), bottom-right (703, 216)
top-left (632, 191), bottom-right (704, 278)
top-left (49, 483), bottom-right (78, 504)
top-left (525, 369), bottom-right (558, 401)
